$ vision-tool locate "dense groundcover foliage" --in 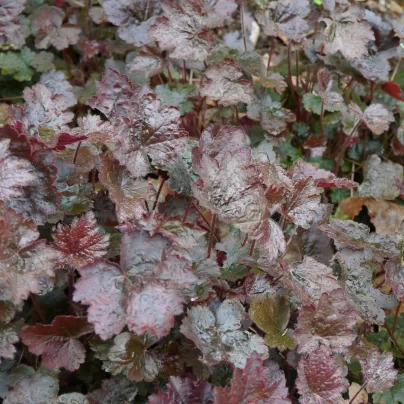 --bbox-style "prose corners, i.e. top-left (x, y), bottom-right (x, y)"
top-left (0, 0), bottom-right (404, 402)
